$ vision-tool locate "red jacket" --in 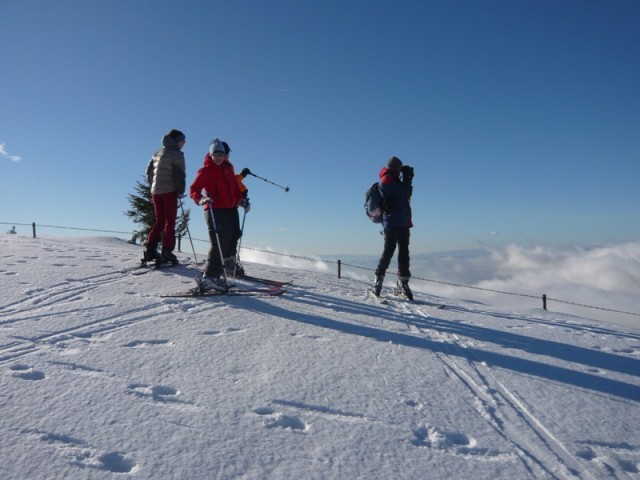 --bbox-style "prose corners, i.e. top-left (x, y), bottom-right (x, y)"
top-left (190, 154), bottom-right (244, 209)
